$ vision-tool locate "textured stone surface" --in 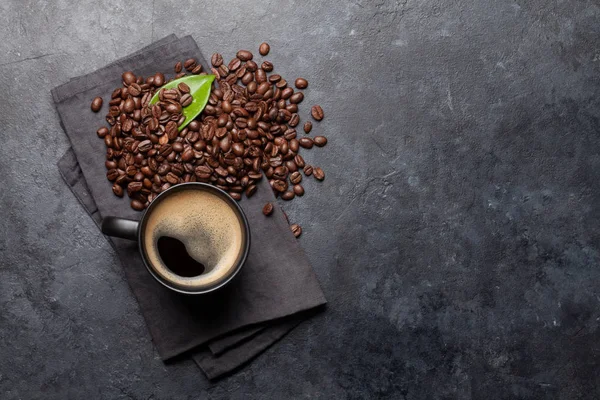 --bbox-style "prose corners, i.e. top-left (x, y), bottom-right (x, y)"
top-left (1, 0), bottom-right (600, 398)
